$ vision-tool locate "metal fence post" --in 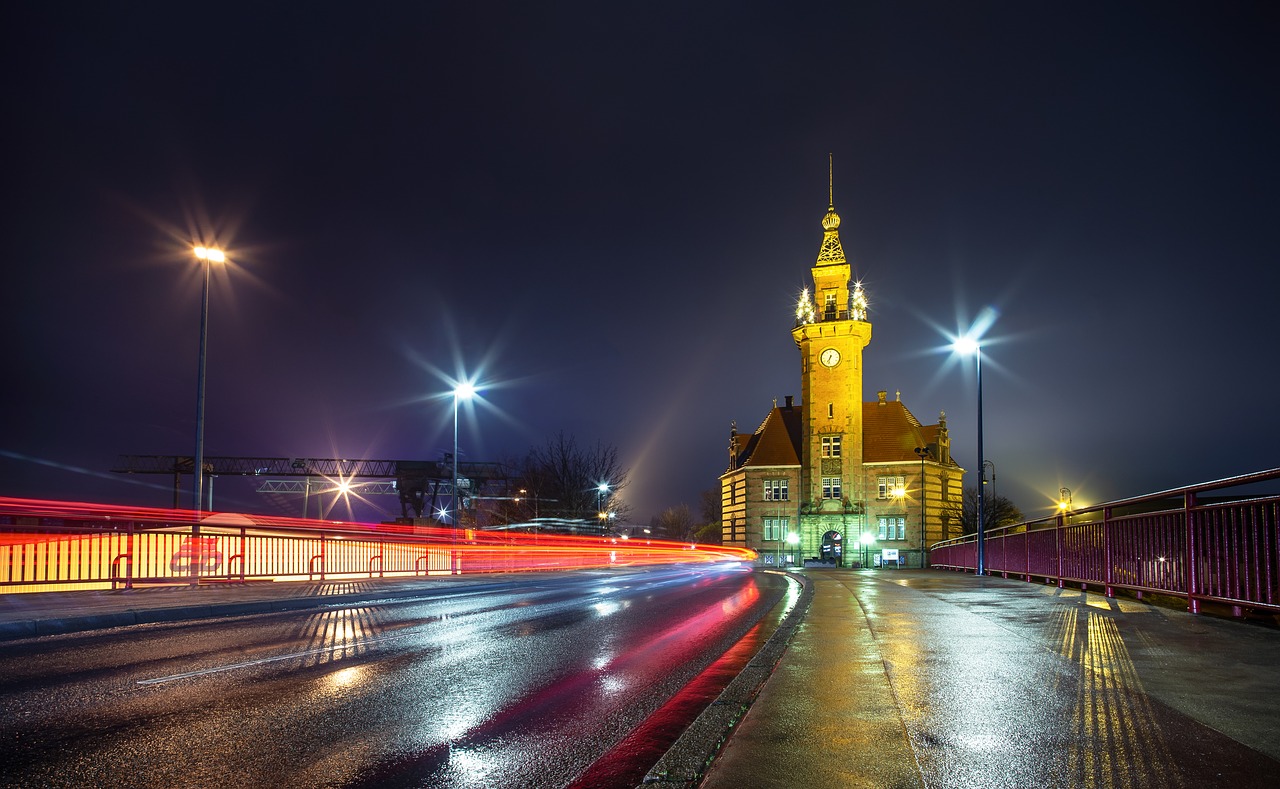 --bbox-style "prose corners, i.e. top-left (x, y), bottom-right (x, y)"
top-left (1185, 492), bottom-right (1199, 614)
